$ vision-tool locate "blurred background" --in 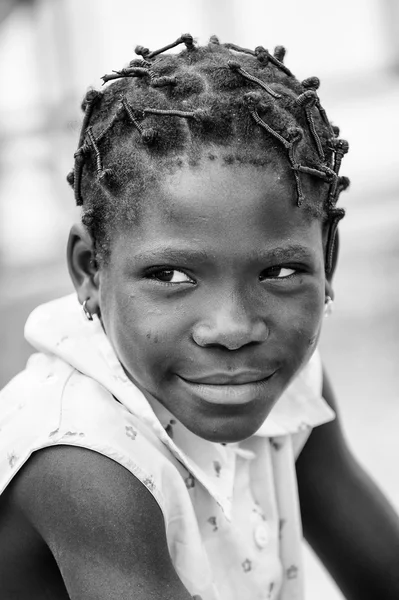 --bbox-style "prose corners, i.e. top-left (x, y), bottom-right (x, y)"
top-left (0, 0), bottom-right (398, 597)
